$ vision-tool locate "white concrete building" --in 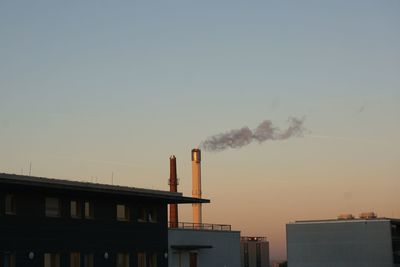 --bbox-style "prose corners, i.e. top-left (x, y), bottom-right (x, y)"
top-left (168, 222), bottom-right (241, 267)
top-left (286, 216), bottom-right (400, 267)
